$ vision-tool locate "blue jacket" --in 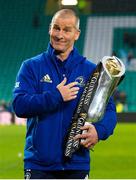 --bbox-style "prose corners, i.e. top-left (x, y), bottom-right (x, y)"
top-left (12, 44), bottom-right (117, 171)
